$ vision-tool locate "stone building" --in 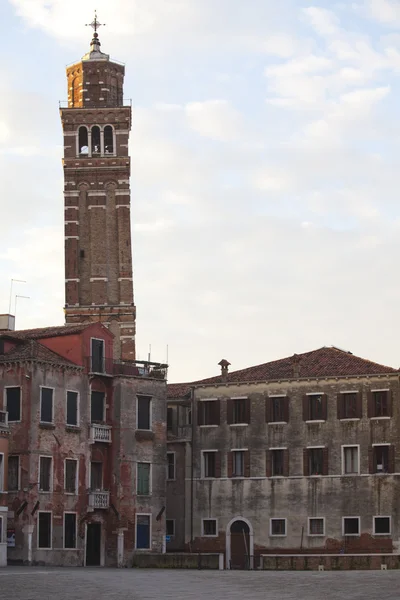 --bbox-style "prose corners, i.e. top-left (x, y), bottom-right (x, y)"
top-left (0, 321), bottom-right (167, 566)
top-left (167, 346), bottom-right (400, 568)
